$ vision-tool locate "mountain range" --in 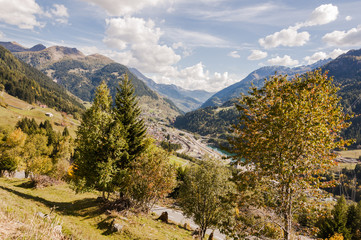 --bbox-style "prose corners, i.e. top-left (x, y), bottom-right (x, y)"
top-left (129, 68), bottom-right (213, 112)
top-left (201, 59), bottom-right (332, 108)
top-left (175, 49), bottom-right (361, 147)
top-left (0, 41), bottom-right (182, 122)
